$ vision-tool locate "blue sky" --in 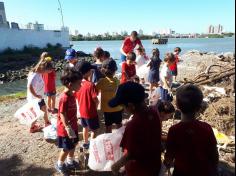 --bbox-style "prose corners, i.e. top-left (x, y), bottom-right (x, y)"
top-left (2, 0), bottom-right (235, 35)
